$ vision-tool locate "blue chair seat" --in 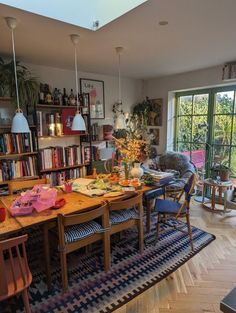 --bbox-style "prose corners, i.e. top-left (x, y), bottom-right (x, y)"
top-left (154, 199), bottom-right (187, 214)
top-left (64, 221), bottom-right (103, 244)
top-left (110, 208), bottom-right (139, 225)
